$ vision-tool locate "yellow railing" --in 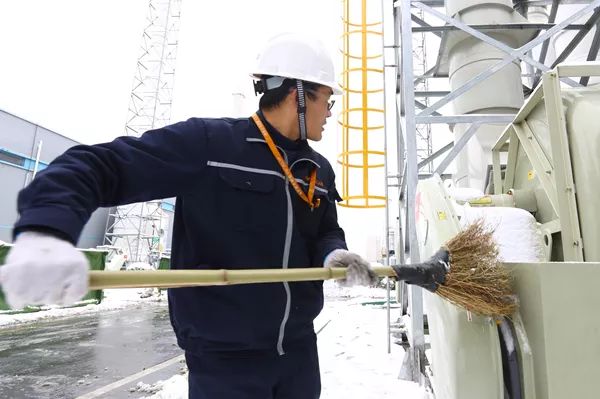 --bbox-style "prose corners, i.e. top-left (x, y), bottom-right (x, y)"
top-left (338, 0), bottom-right (385, 208)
